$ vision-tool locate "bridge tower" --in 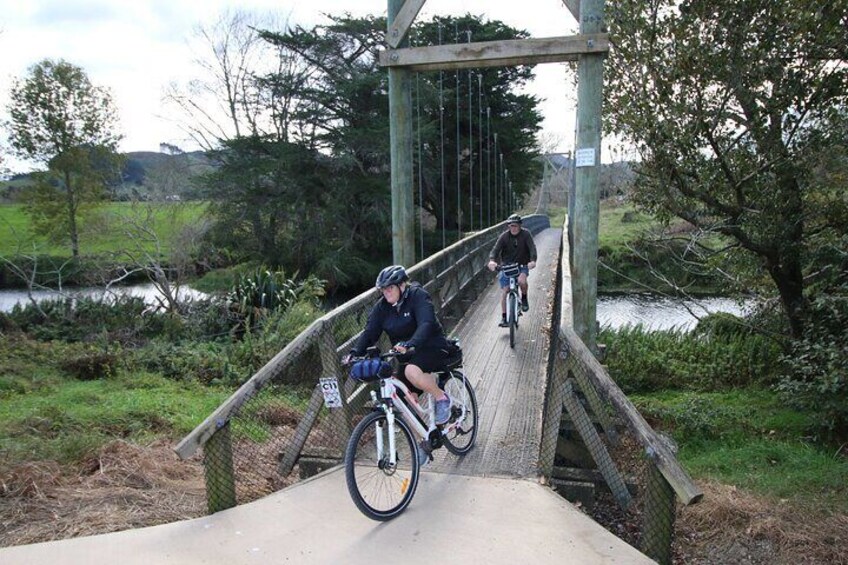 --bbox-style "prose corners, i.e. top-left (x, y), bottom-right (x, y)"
top-left (384, 0), bottom-right (606, 350)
